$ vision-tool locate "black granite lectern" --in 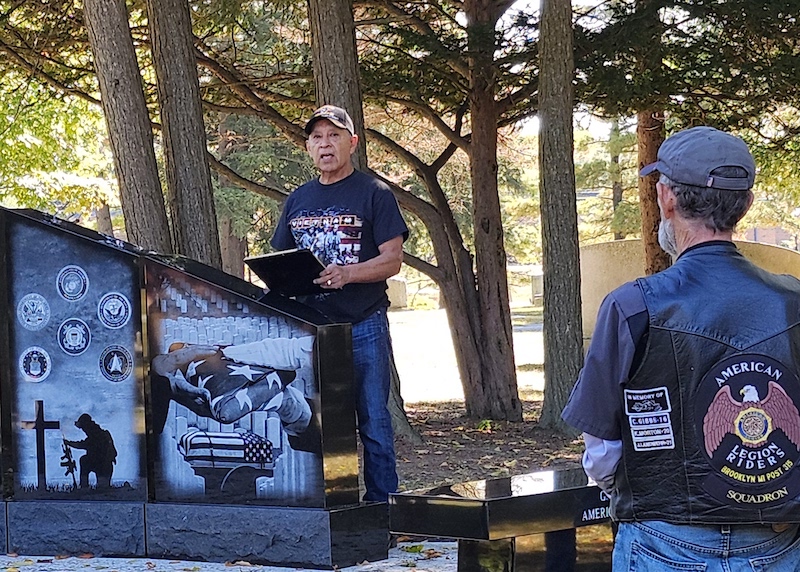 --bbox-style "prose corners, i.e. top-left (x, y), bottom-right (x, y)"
top-left (0, 207), bottom-right (386, 568)
top-left (390, 468), bottom-right (613, 571)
